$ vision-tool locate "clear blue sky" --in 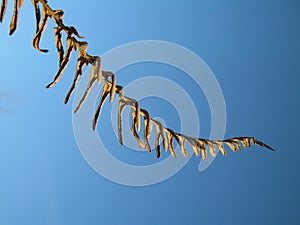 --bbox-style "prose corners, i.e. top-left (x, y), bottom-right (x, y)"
top-left (0, 0), bottom-right (299, 224)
